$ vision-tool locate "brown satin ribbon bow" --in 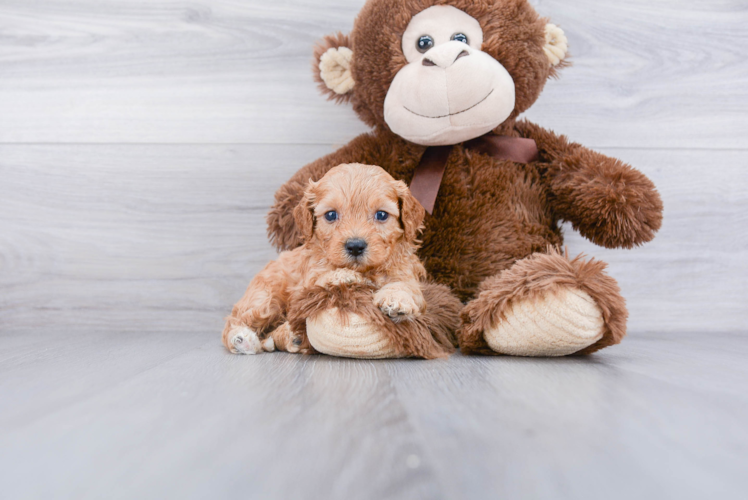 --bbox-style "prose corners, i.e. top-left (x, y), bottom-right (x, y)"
top-left (409, 135), bottom-right (540, 214)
